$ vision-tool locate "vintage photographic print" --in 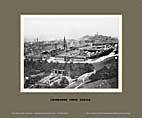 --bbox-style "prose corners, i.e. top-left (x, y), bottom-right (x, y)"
top-left (21, 15), bottom-right (122, 92)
